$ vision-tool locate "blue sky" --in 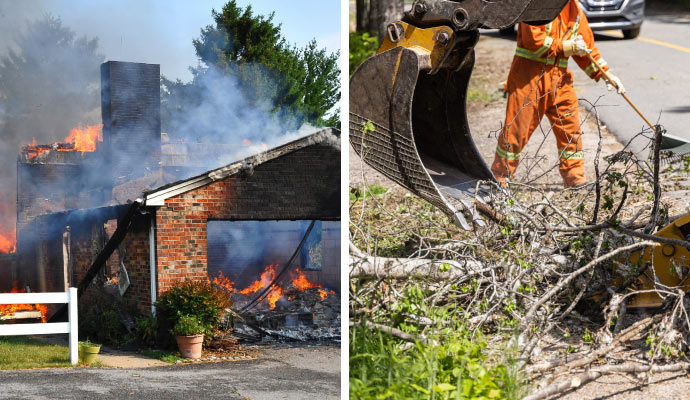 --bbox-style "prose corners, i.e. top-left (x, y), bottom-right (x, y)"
top-left (0, 0), bottom-right (341, 82)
